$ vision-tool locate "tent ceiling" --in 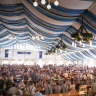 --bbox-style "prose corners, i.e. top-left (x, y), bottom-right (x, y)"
top-left (0, 0), bottom-right (96, 60)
